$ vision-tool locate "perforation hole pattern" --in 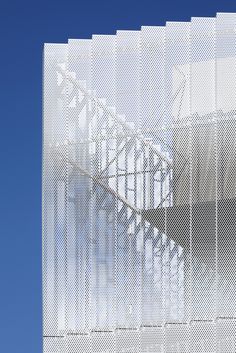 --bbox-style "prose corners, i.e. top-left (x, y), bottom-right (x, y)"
top-left (43, 13), bottom-right (236, 352)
